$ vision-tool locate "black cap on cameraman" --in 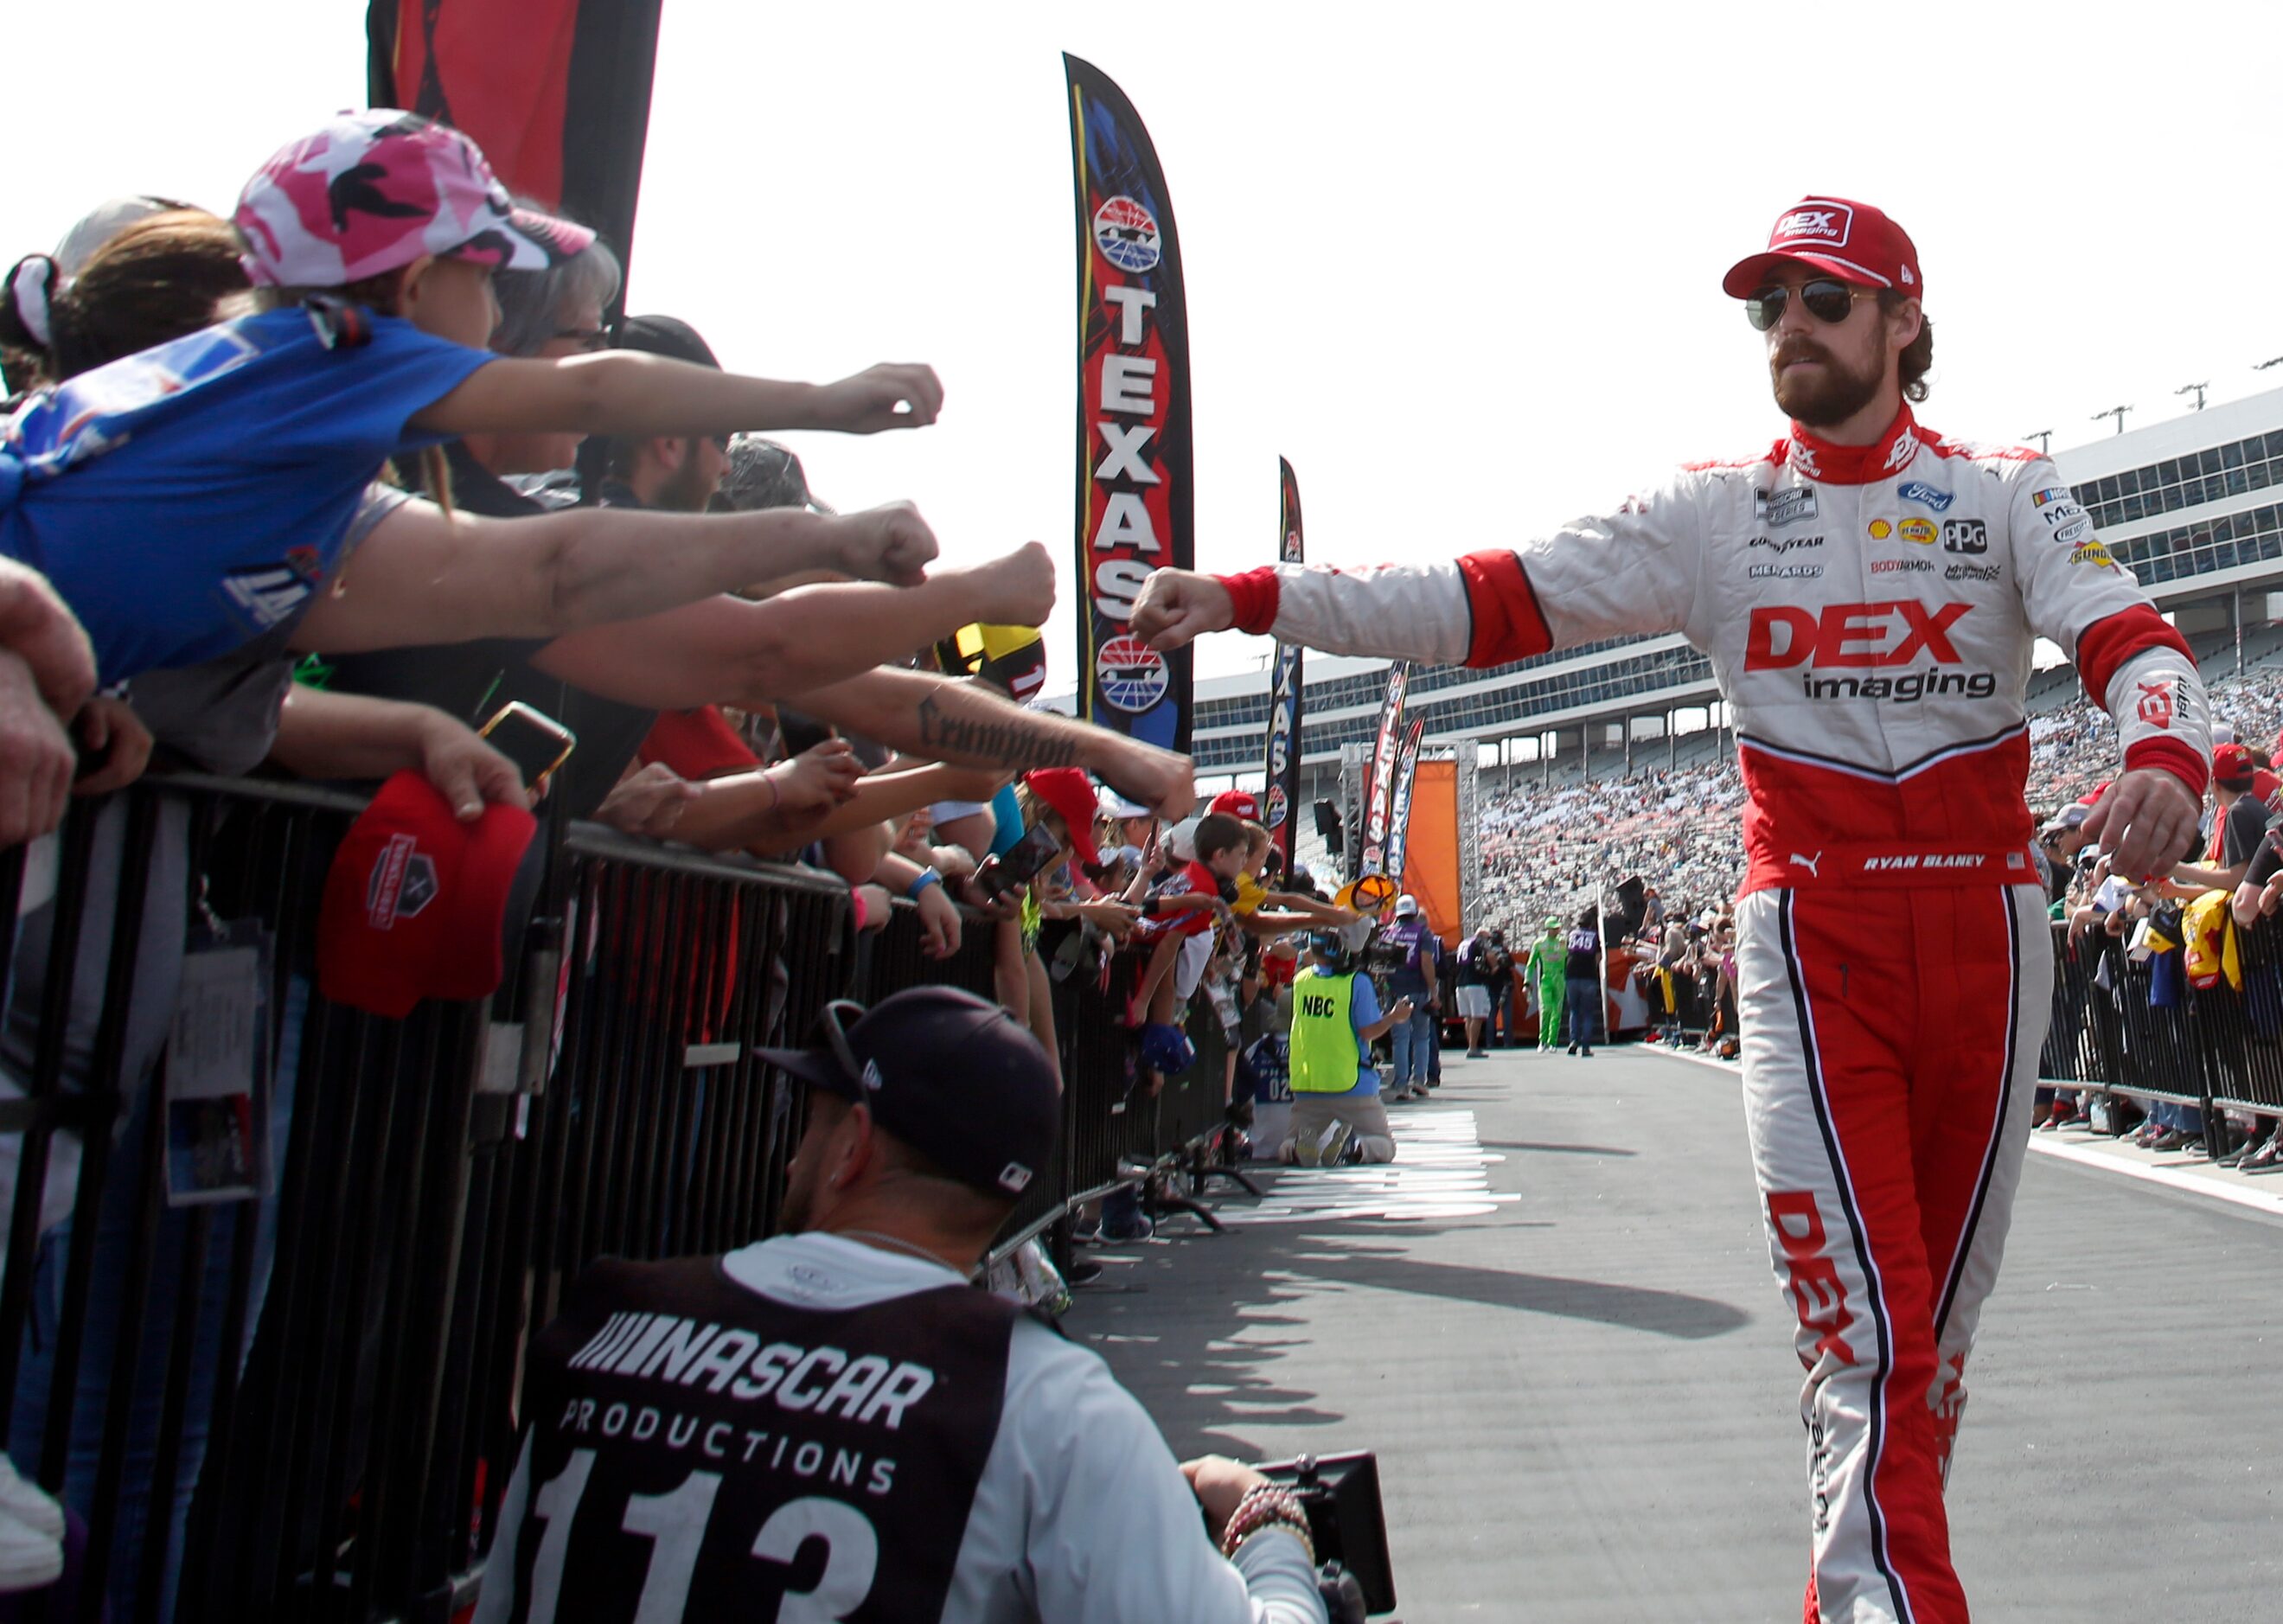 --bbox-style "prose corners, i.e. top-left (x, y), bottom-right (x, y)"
top-left (758, 988), bottom-right (1059, 1200)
